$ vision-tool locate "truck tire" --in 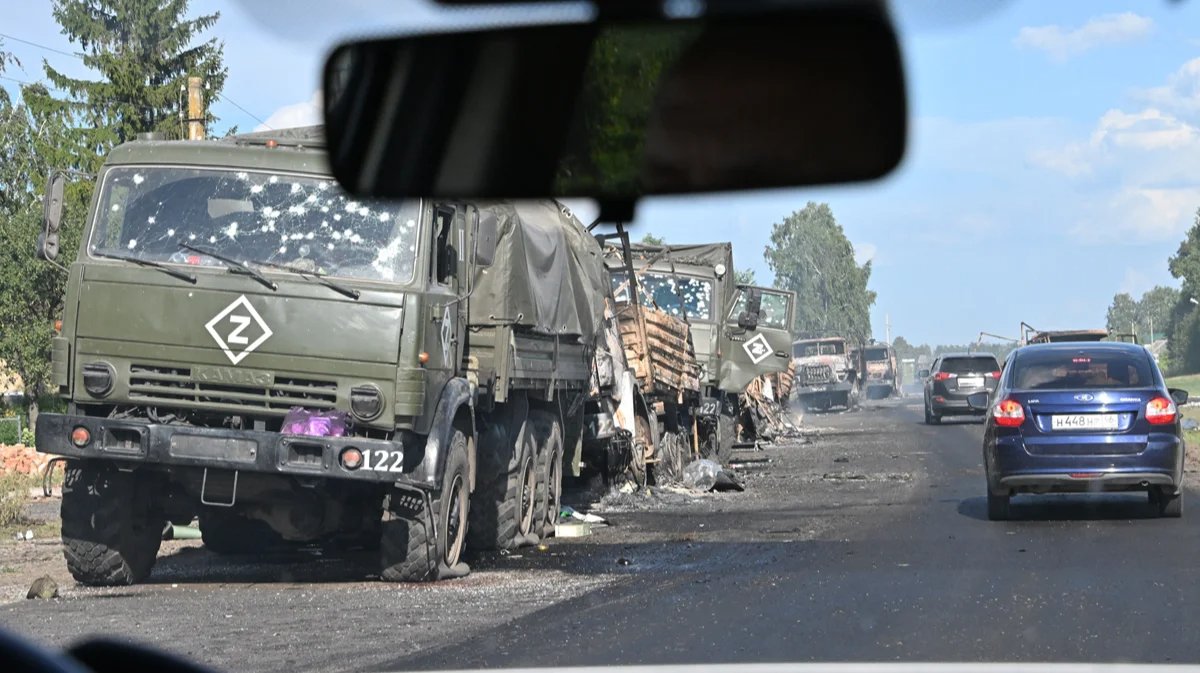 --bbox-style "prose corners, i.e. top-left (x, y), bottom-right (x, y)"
top-left (381, 428), bottom-right (470, 581)
top-left (61, 462), bottom-right (162, 586)
top-left (468, 418), bottom-right (538, 550)
top-left (531, 410), bottom-right (565, 538)
top-left (199, 511), bottom-right (288, 555)
top-left (716, 411), bottom-right (736, 465)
